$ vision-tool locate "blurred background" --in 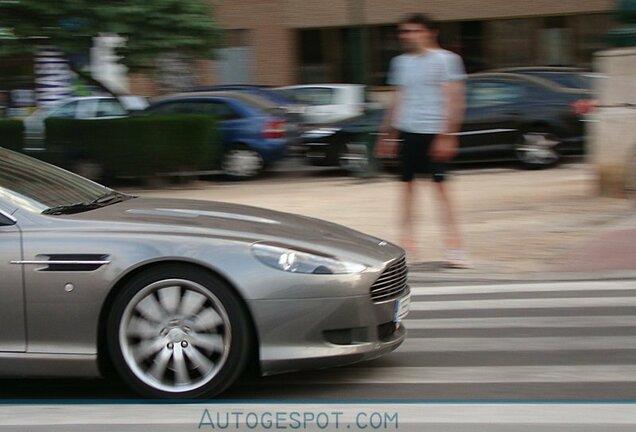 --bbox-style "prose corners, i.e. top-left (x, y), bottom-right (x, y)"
top-left (0, 0), bottom-right (618, 97)
top-left (1, 0), bottom-right (627, 182)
